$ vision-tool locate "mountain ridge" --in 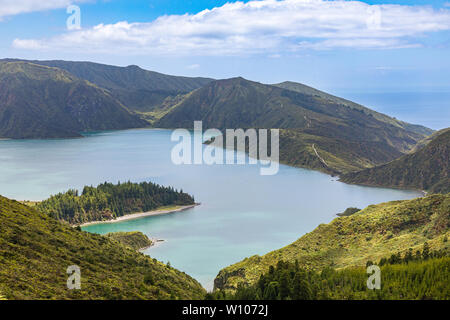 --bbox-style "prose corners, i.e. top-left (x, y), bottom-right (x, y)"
top-left (273, 81), bottom-right (432, 137)
top-left (157, 76), bottom-right (433, 174)
top-left (0, 61), bottom-right (147, 139)
top-left (340, 129), bottom-right (450, 193)
top-left (1, 58), bottom-right (214, 112)
top-left (157, 77), bottom-right (431, 151)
